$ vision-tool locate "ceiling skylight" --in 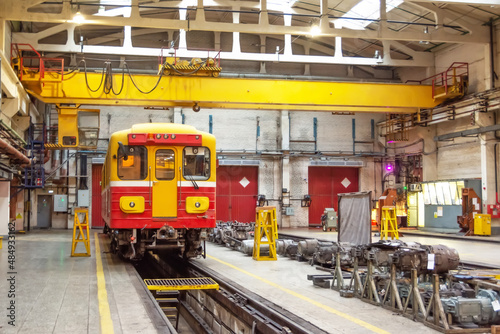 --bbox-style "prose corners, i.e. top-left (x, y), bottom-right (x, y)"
top-left (337, 0), bottom-right (404, 30)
